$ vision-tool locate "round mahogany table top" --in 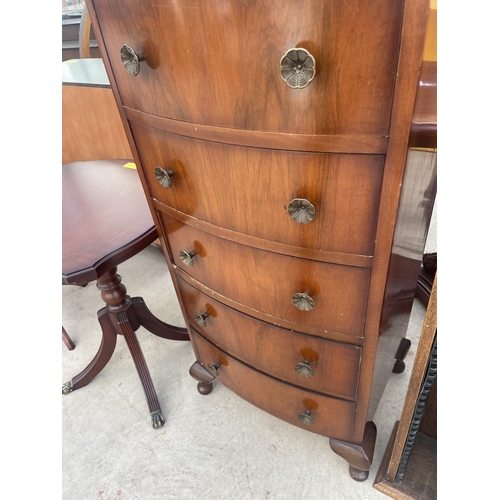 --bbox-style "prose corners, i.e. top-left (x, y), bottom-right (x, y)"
top-left (62, 160), bottom-right (157, 285)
